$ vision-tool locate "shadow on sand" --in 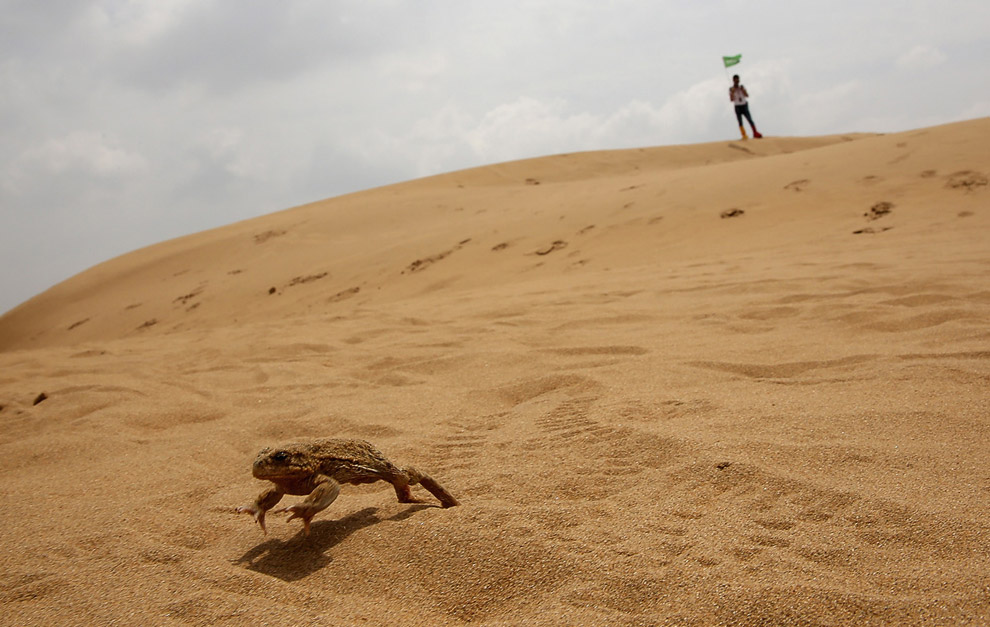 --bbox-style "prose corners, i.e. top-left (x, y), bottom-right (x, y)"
top-left (235, 504), bottom-right (433, 581)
